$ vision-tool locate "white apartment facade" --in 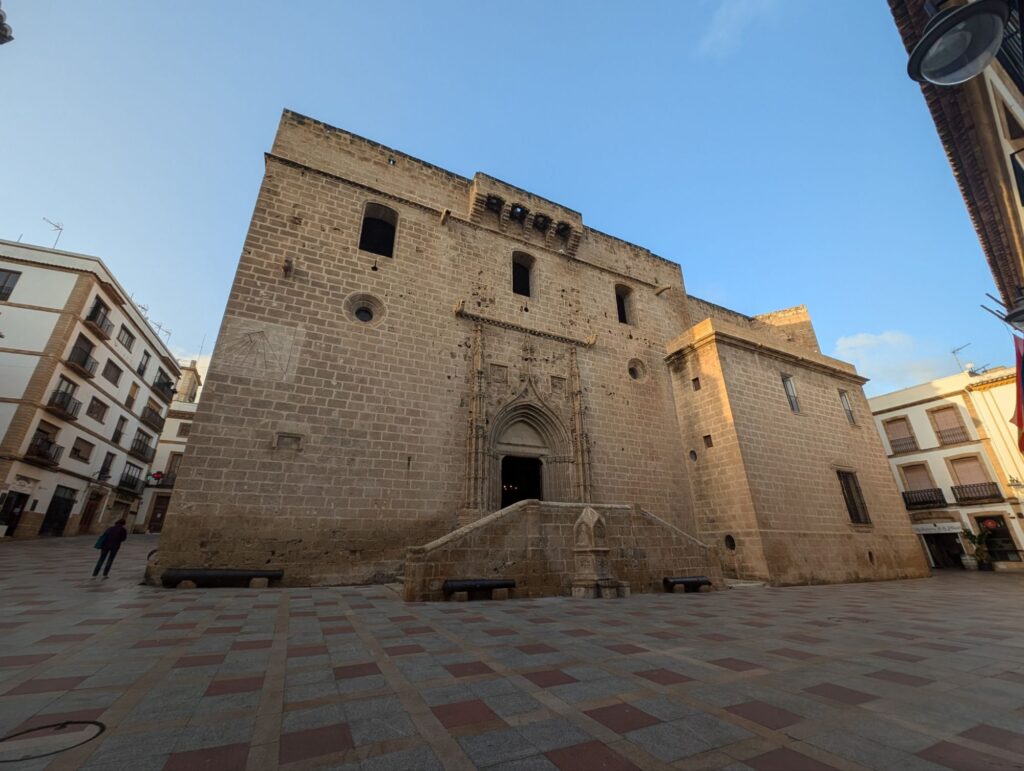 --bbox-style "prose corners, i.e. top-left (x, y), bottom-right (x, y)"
top-left (0, 240), bottom-right (181, 538)
top-left (870, 367), bottom-right (1024, 571)
top-left (138, 361), bottom-right (201, 533)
